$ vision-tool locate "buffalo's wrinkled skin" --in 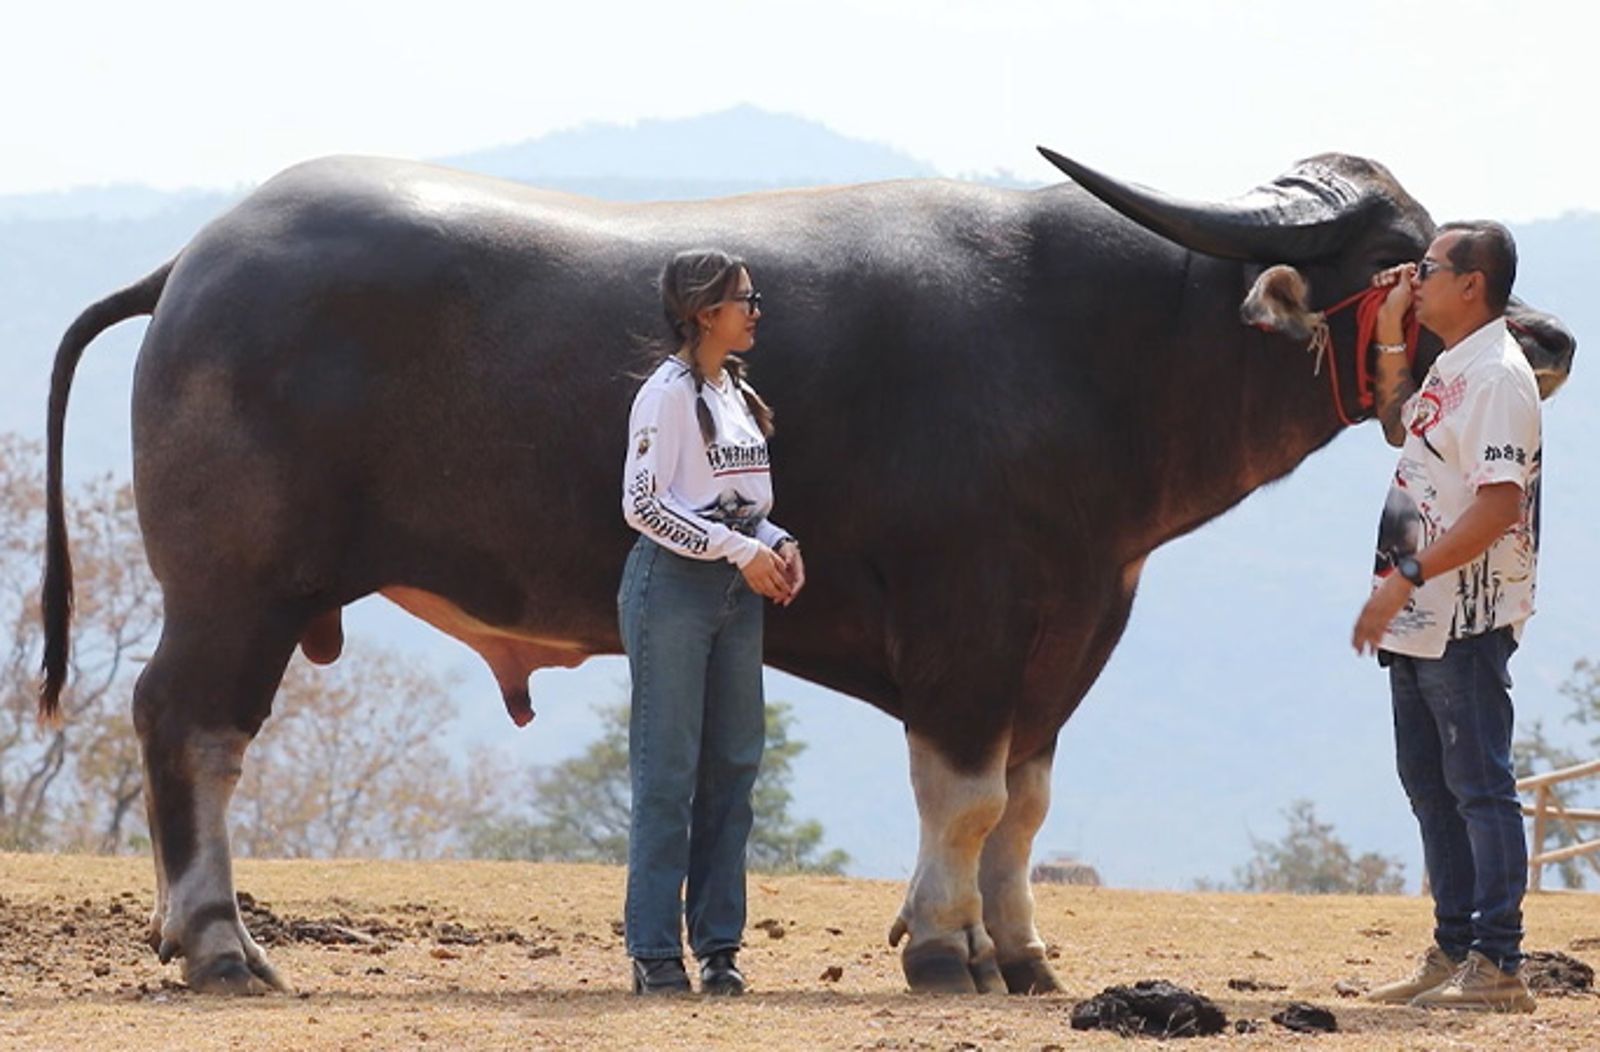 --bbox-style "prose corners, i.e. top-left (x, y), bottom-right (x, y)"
top-left (41, 151), bottom-right (1574, 995)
